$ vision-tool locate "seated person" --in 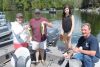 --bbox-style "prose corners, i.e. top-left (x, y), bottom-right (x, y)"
top-left (63, 23), bottom-right (100, 67)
